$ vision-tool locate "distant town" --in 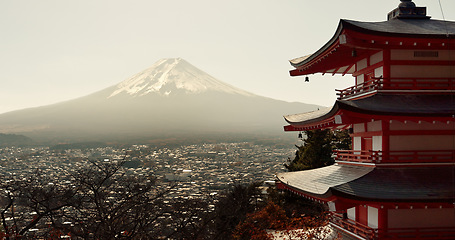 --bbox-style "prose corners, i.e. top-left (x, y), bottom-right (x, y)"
top-left (0, 142), bottom-right (294, 199)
